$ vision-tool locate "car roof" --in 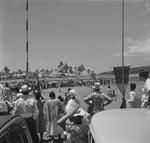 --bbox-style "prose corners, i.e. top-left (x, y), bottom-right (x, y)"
top-left (0, 115), bottom-right (13, 128)
top-left (90, 109), bottom-right (150, 143)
